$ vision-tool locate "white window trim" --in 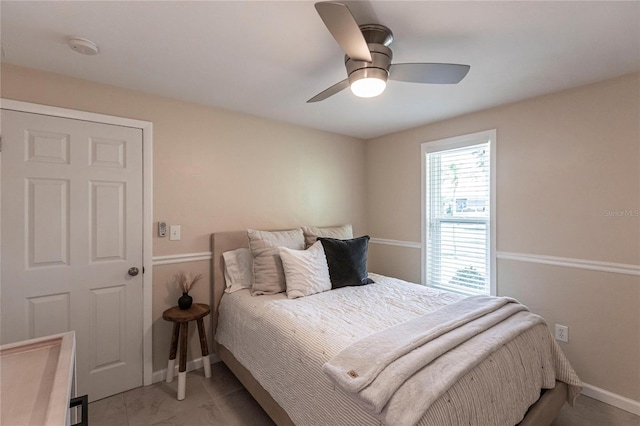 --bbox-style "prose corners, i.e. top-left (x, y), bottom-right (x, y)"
top-left (421, 129), bottom-right (497, 295)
